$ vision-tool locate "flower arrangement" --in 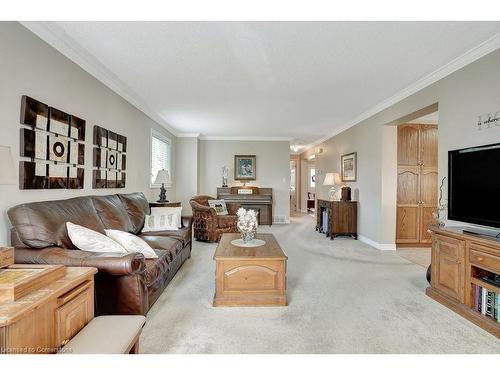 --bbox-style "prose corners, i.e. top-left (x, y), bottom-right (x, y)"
top-left (236, 208), bottom-right (258, 243)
